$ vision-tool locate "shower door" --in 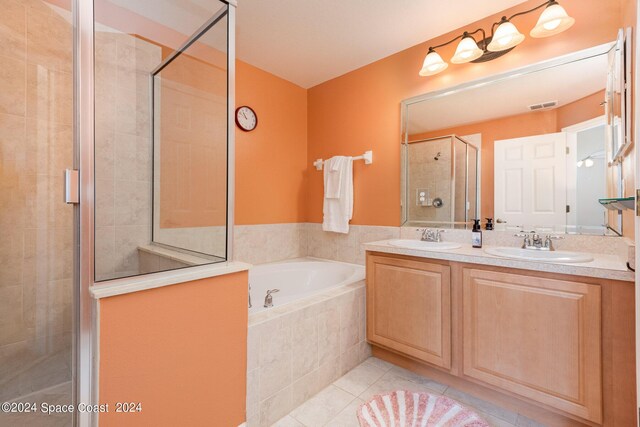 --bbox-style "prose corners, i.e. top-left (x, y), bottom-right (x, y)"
top-left (0, 1), bottom-right (76, 426)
